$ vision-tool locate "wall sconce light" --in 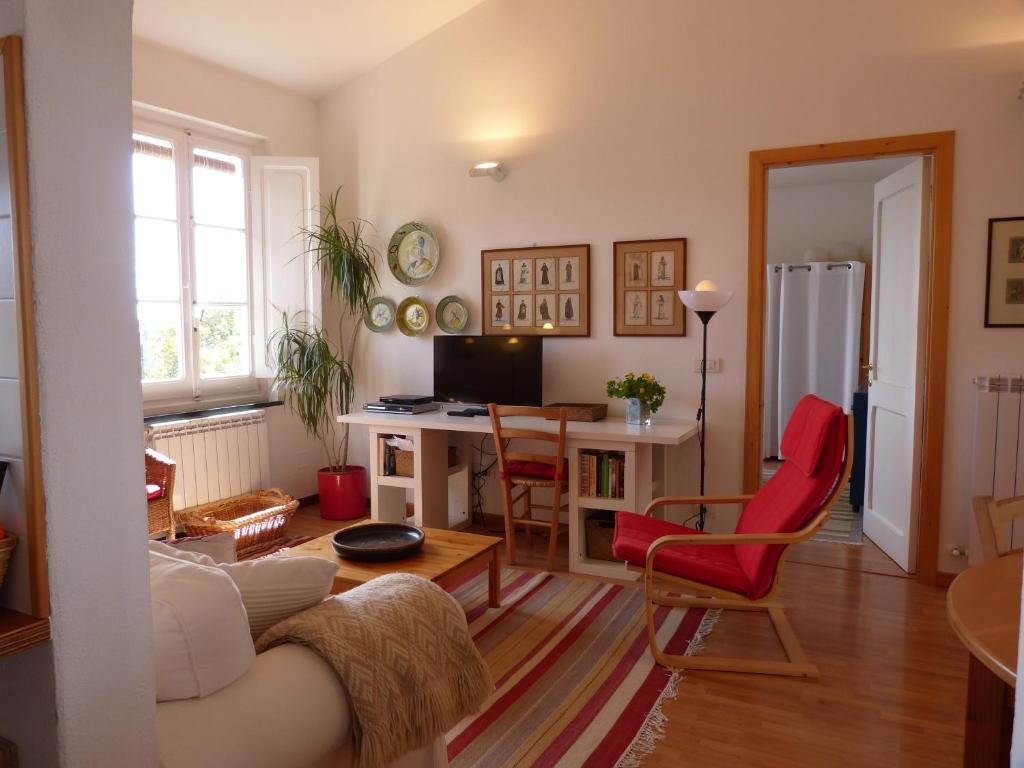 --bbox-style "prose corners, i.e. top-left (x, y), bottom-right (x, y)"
top-left (469, 161), bottom-right (506, 182)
